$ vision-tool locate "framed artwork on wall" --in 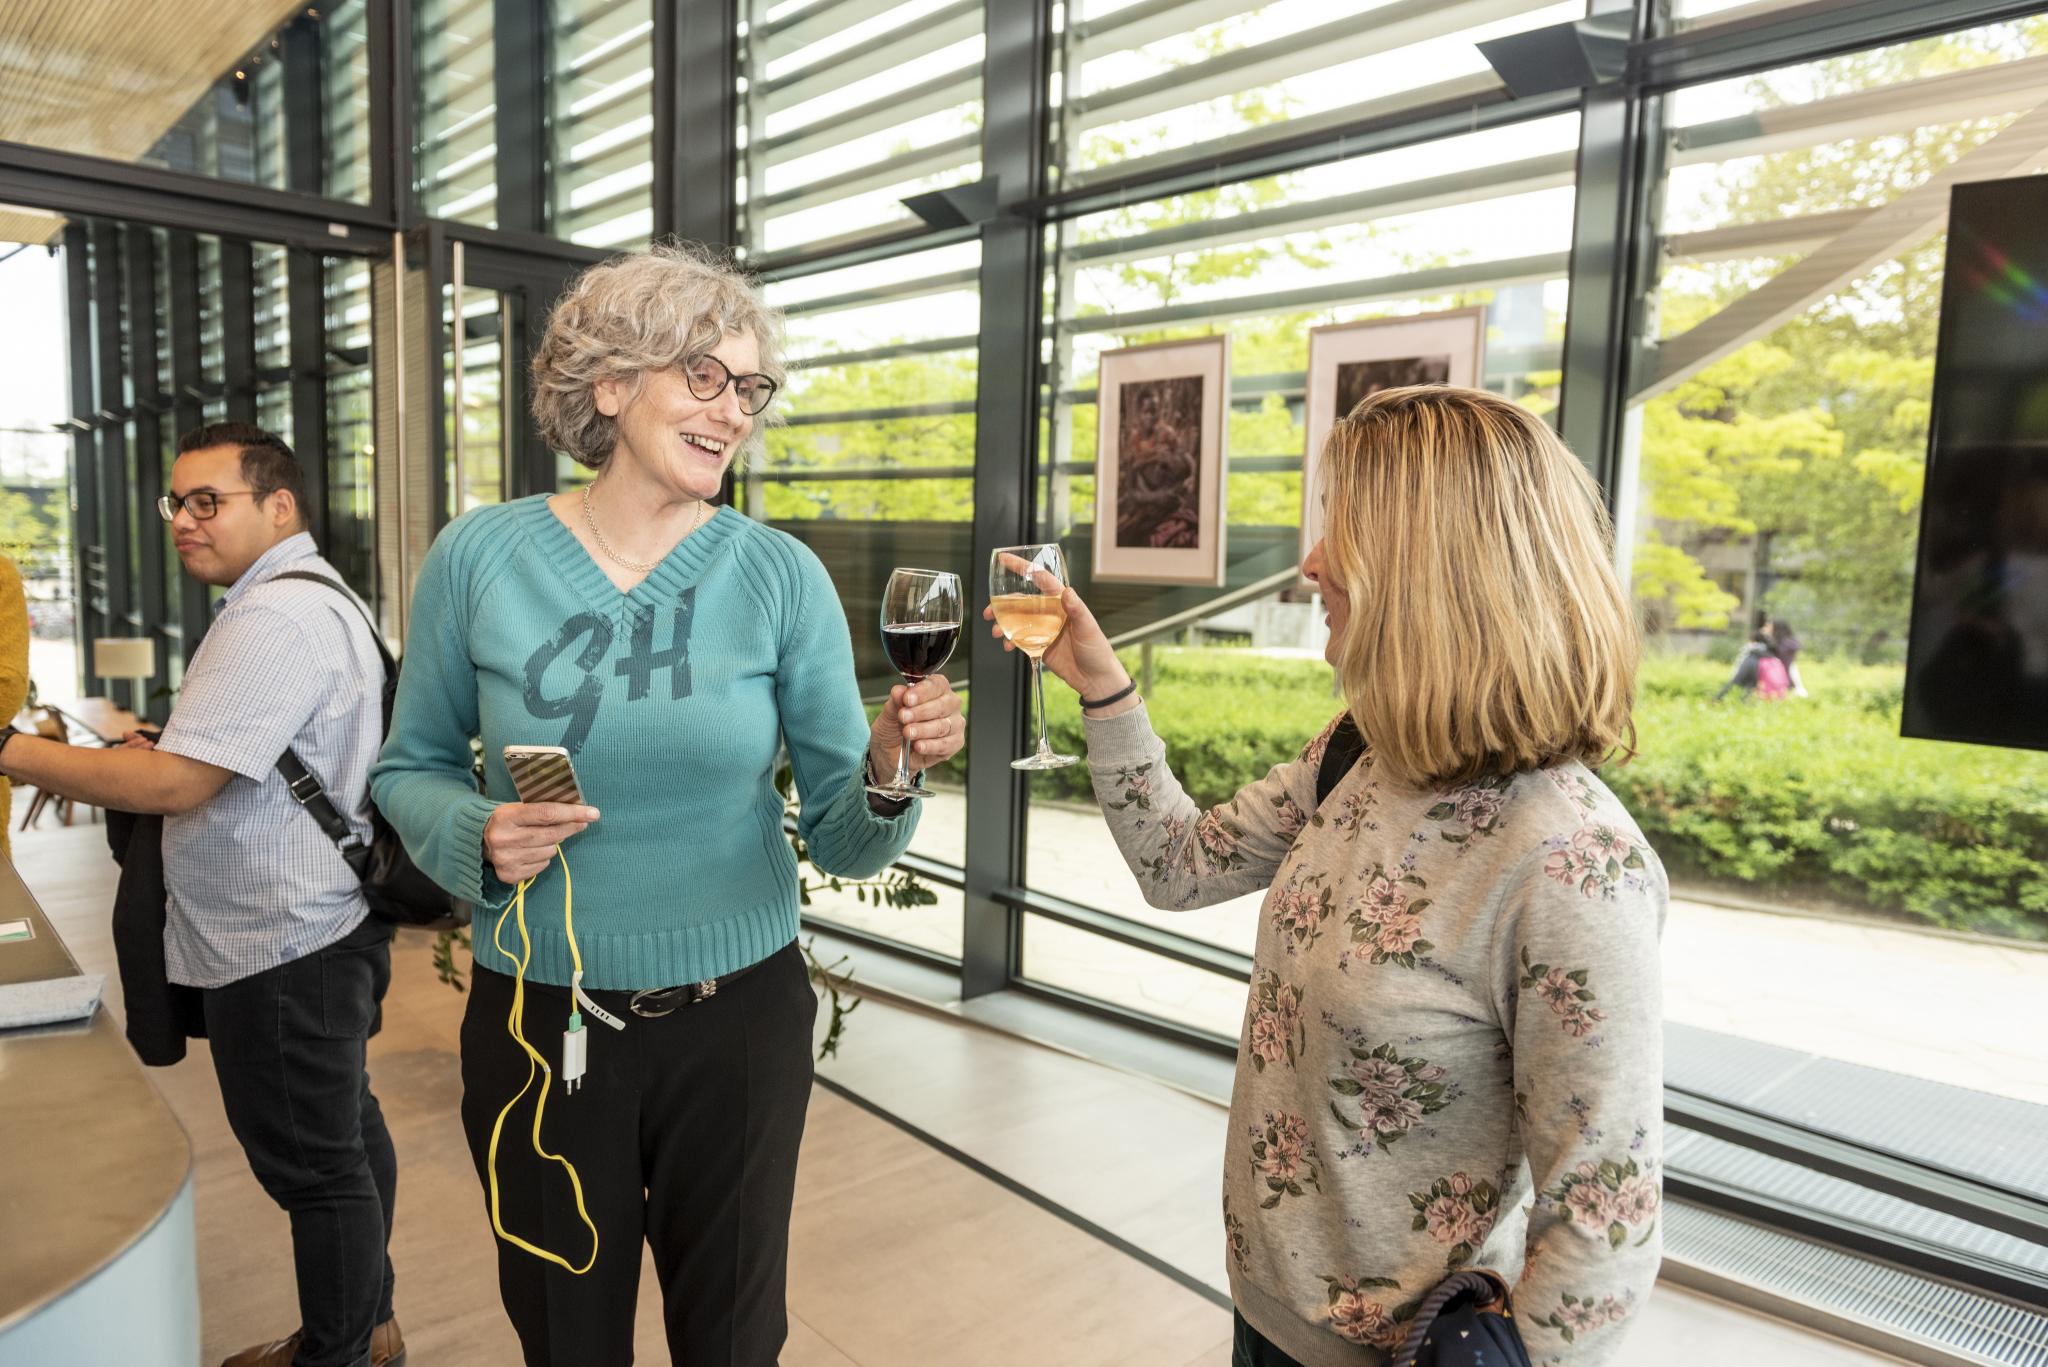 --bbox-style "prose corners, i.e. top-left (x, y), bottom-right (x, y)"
top-left (1093, 334), bottom-right (1230, 587)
